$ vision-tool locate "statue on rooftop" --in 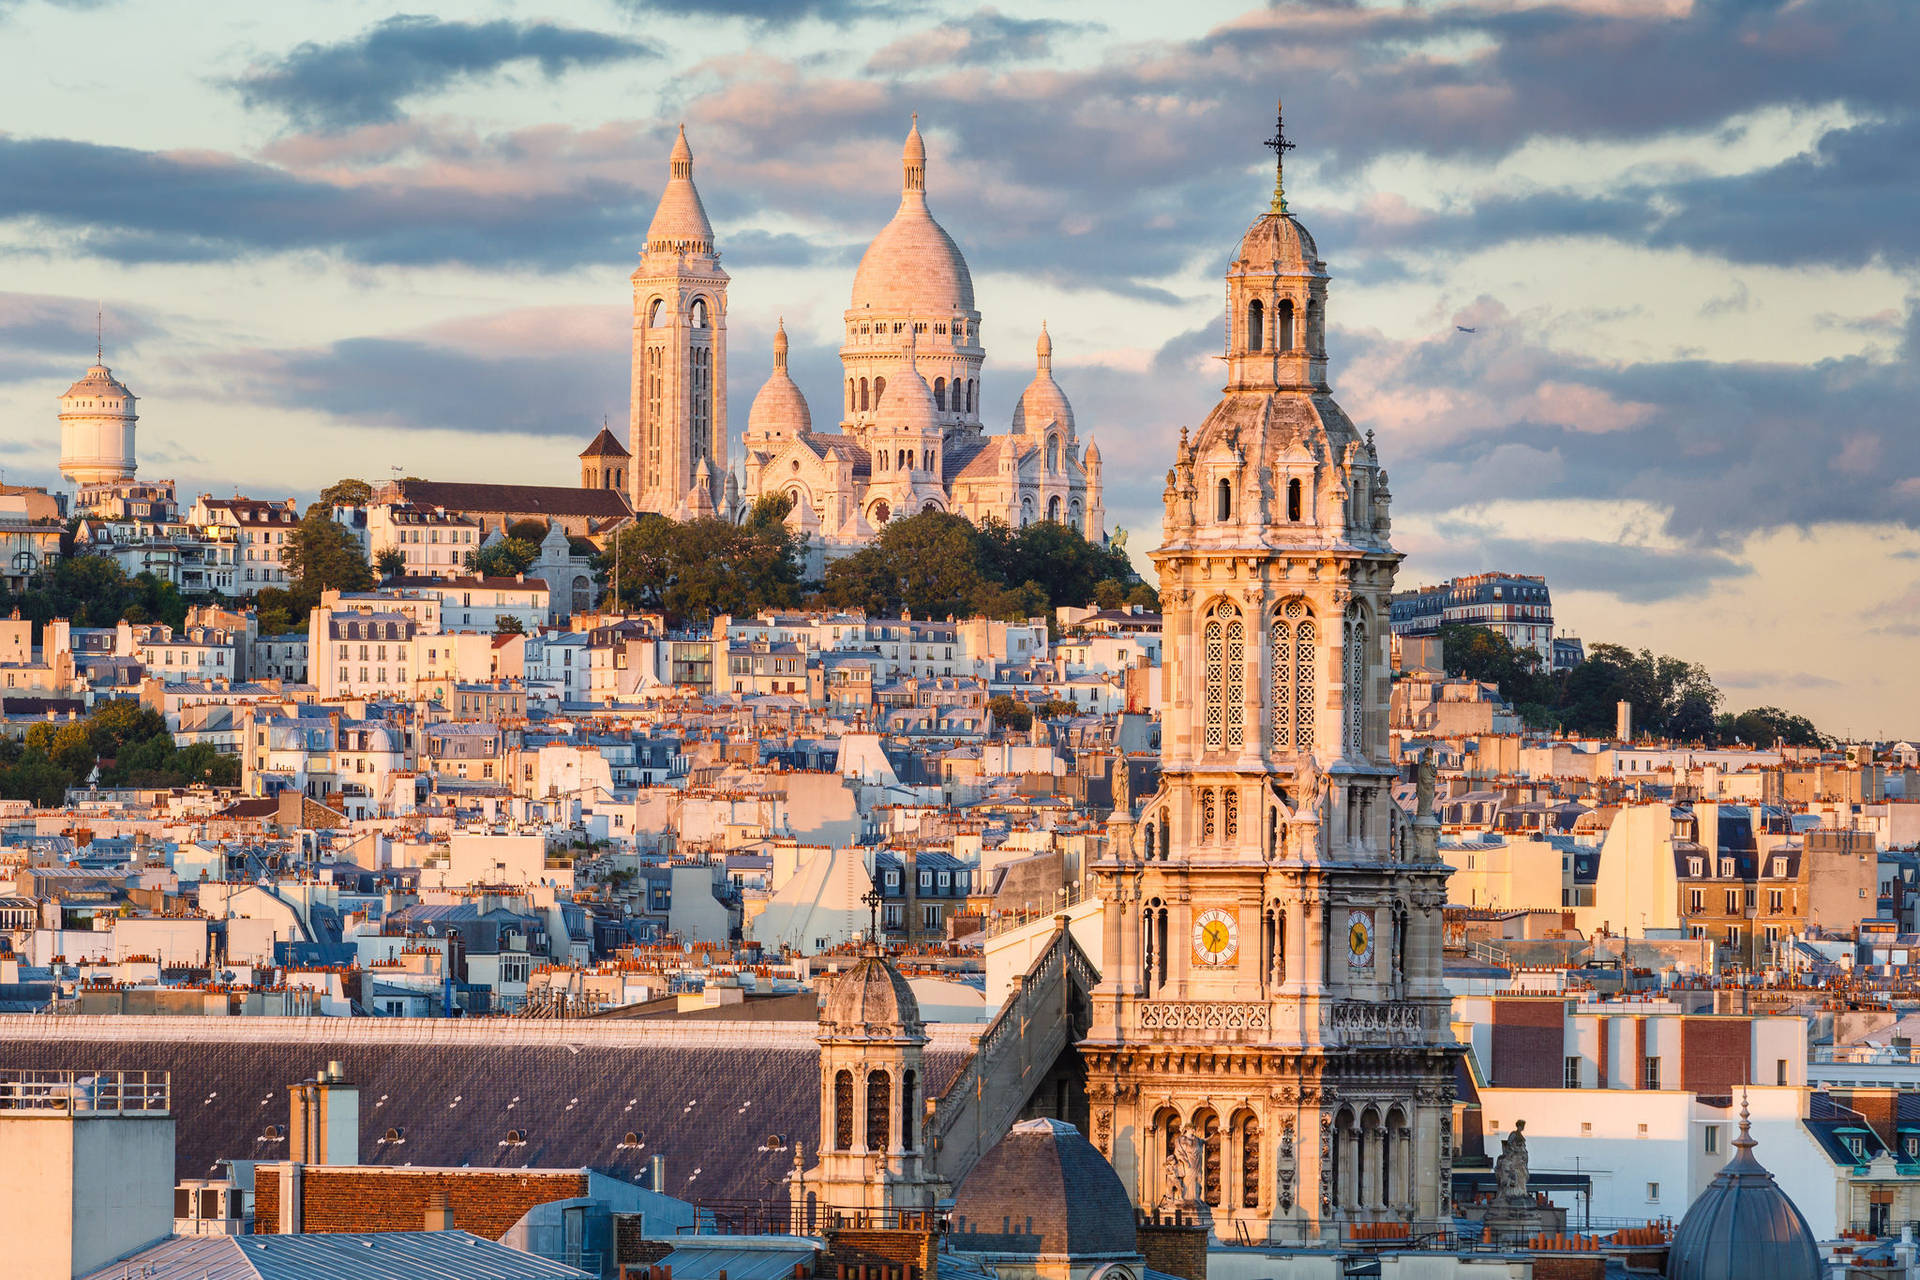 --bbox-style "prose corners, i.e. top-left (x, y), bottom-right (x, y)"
top-left (1493, 1119), bottom-right (1530, 1200)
